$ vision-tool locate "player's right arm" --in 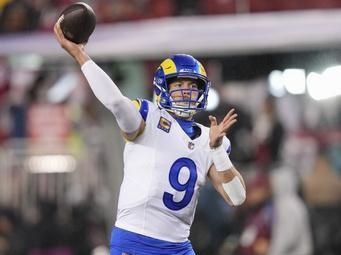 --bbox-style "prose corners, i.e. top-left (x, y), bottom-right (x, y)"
top-left (53, 18), bottom-right (145, 141)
